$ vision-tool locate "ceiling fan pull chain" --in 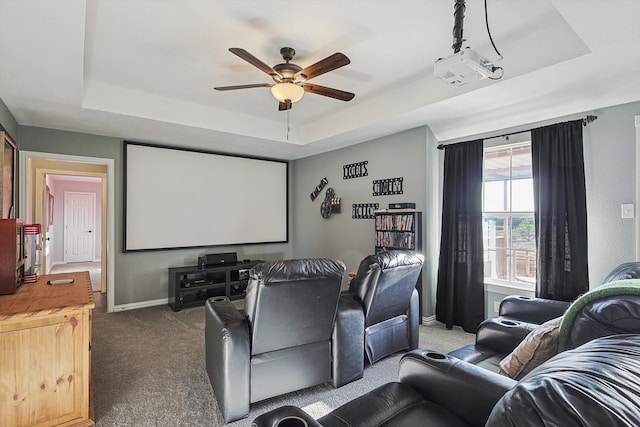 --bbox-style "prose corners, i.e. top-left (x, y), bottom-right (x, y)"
top-left (286, 109), bottom-right (291, 140)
